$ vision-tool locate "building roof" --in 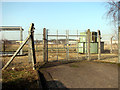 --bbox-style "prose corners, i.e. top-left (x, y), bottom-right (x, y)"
top-left (0, 26), bottom-right (24, 31)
